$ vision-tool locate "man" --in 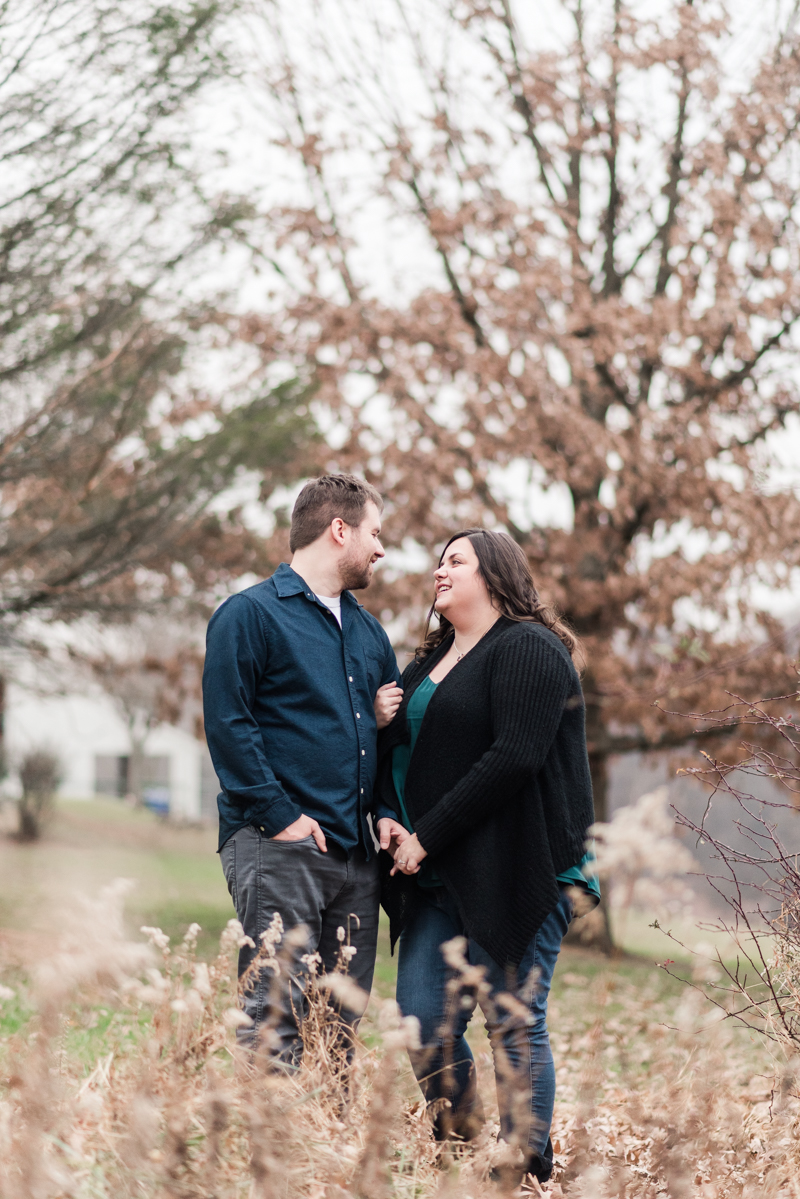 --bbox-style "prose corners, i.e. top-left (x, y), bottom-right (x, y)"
top-left (203, 474), bottom-right (407, 1064)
